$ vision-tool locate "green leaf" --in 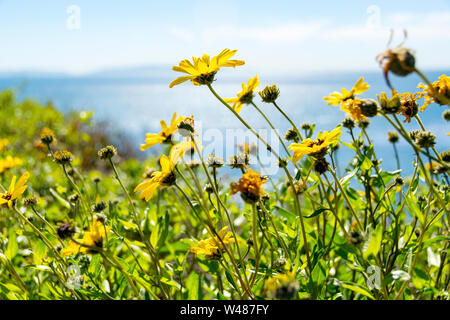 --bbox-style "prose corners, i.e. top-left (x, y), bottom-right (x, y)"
top-left (185, 272), bottom-right (200, 300)
top-left (49, 188), bottom-right (71, 209)
top-left (304, 208), bottom-right (327, 219)
top-left (364, 224), bottom-right (383, 259)
top-left (5, 229), bottom-right (18, 260)
top-left (341, 283), bottom-right (375, 300)
top-left (340, 141), bottom-right (356, 151)
top-left (339, 168), bottom-right (358, 185)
